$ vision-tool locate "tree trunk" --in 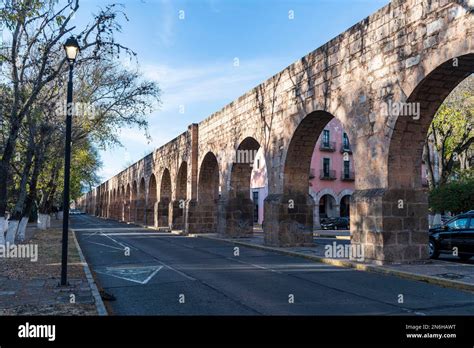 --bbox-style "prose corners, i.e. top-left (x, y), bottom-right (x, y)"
top-left (16, 216), bottom-right (29, 242)
top-left (11, 140), bottom-right (35, 220)
top-left (0, 217), bottom-right (6, 245)
top-left (5, 219), bottom-right (19, 245)
top-left (39, 161), bottom-right (61, 214)
top-left (37, 213), bottom-right (49, 230)
top-left (0, 110), bottom-right (24, 217)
